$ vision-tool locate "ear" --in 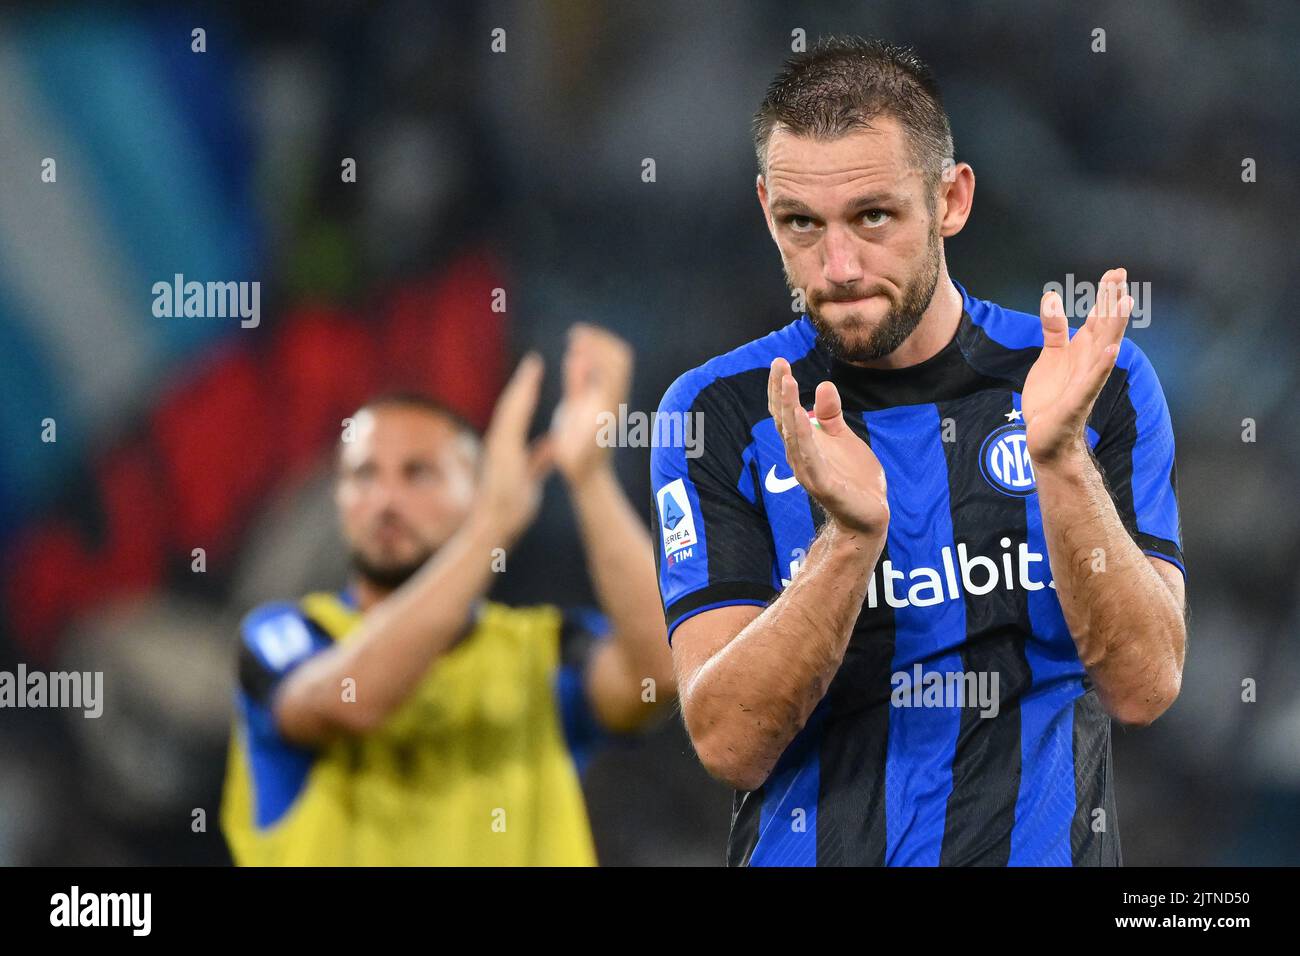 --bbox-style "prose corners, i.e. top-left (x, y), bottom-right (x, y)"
top-left (756, 174), bottom-right (778, 244)
top-left (936, 161), bottom-right (975, 239)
